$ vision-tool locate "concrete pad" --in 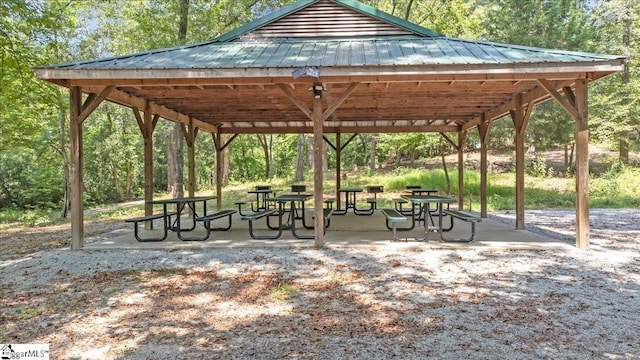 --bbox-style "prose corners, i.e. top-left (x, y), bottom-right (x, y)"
top-left (85, 211), bottom-right (575, 251)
